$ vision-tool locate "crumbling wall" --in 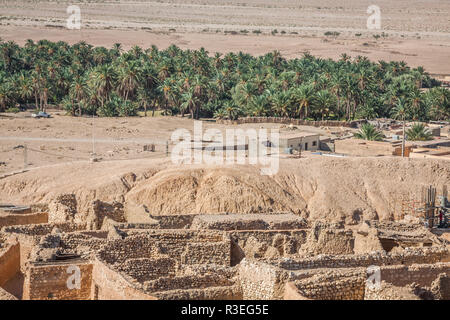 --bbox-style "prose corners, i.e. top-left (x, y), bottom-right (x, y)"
top-left (431, 273), bottom-right (450, 300)
top-left (48, 194), bottom-right (77, 223)
top-left (91, 258), bottom-right (156, 300)
top-left (23, 261), bottom-right (92, 300)
top-left (86, 200), bottom-right (126, 230)
top-left (229, 230), bottom-right (307, 263)
top-left (0, 241), bottom-right (20, 286)
top-left (300, 222), bottom-right (354, 255)
top-left (364, 281), bottom-right (420, 300)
